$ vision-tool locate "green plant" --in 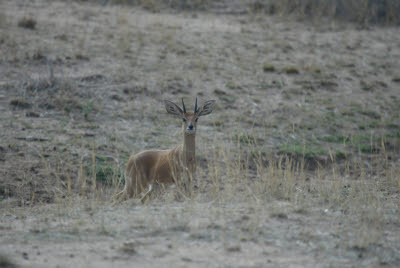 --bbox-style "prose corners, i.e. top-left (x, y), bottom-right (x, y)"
top-left (278, 143), bottom-right (325, 159)
top-left (283, 66), bottom-right (299, 74)
top-left (359, 144), bottom-right (376, 154)
top-left (319, 134), bottom-right (348, 143)
top-left (86, 155), bottom-right (123, 186)
top-left (262, 64), bottom-right (275, 72)
top-left (82, 99), bottom-right (95, 119)
top-left (335, 150), bottom-right (347, 160)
